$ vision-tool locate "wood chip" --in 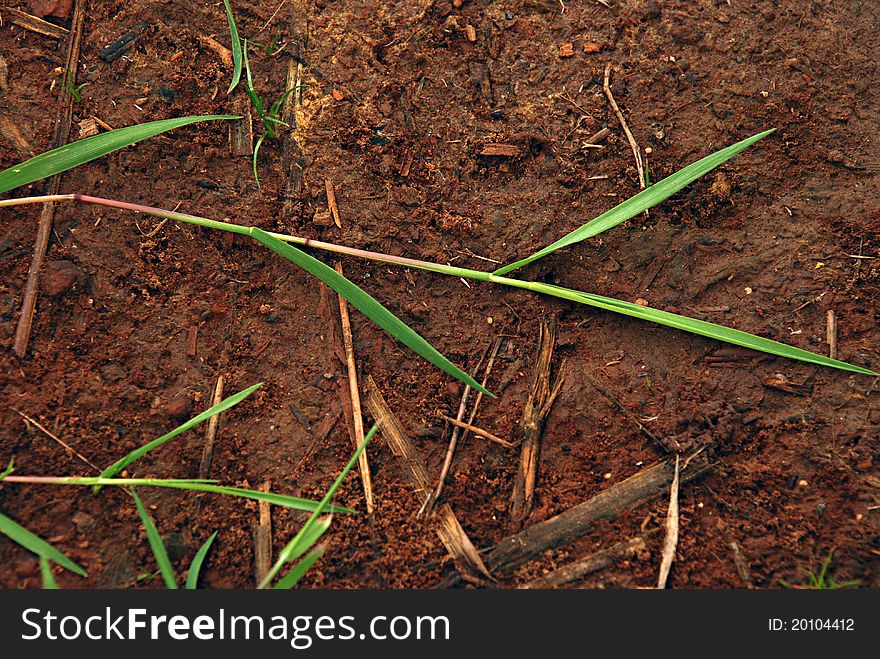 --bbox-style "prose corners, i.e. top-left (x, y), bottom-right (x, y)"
top-left (198, 35), bottom-right (233, 68)
top-left (5, 7), bottom-right (69, 39)
top-left (479, 143), bottom-right (521, 157)
top-left (464, 24), bottom-right (477, 42)
top-left (656, 454), bottom-right (680, 589)
top-left (198, 375), bottom-right (225, 480)
top-left (326, 180), bottom-right (341, 228)
top-left (559, 43), bottom-right (575, 58)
